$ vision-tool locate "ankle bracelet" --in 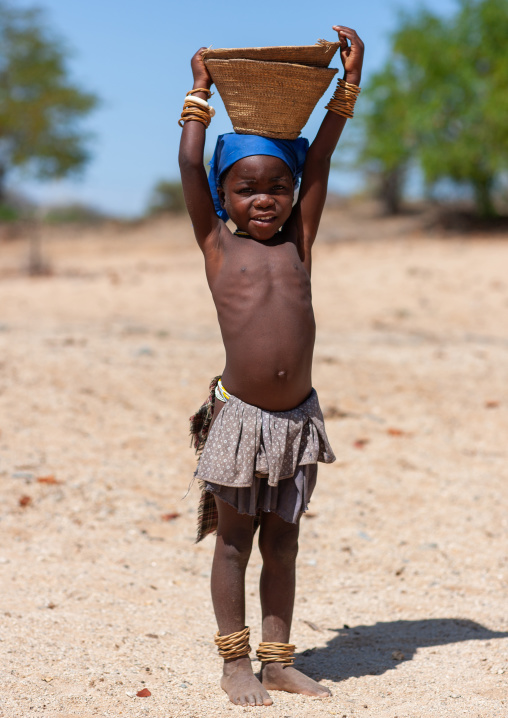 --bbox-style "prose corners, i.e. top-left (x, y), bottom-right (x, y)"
top-left (214, 626), bottom-right (251, 660)
top-left (256, 641), bottom-right (295, 665)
